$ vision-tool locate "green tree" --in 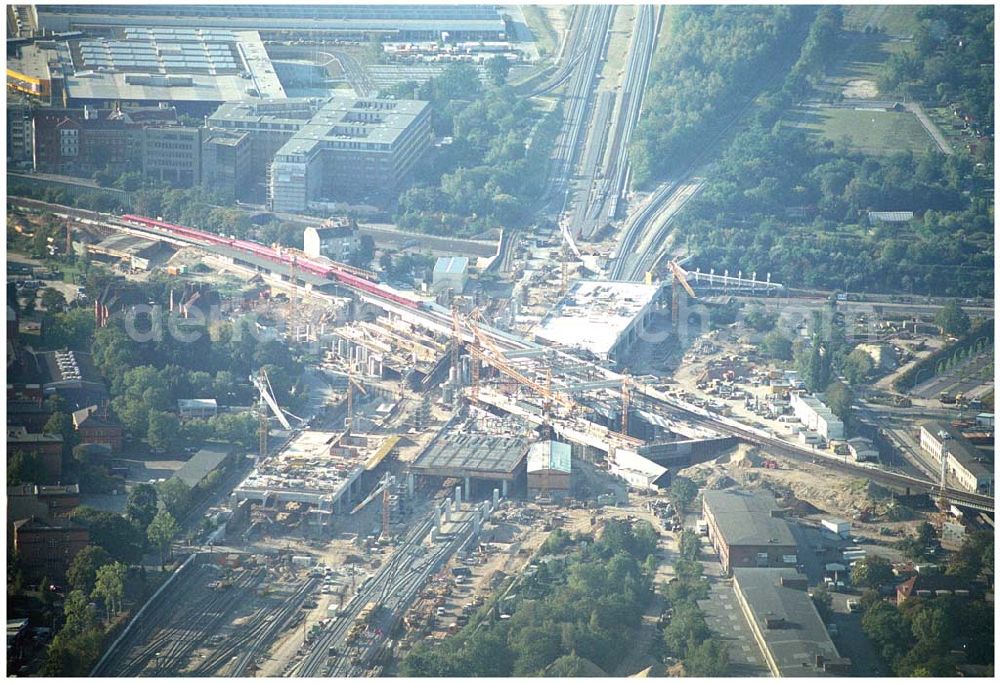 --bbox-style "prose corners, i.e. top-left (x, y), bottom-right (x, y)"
top-left (824, 381), bottom-right (853, 424)
top-left (744, 304), bottom-right (777, 332)
top-left (69, 507), bottom-right (144, 565)
top-left (125, 483), bottom-right (159, 533)
top-left (811, 587), bottom-right (833, 622)
top-left (862, 601), bottom-right (911, 666)
top-left (684, 638), bottom-right (730, 676)
top-left (146, 410), bottom-right (181, 452)
top-left (92, 561), bottom-right (126, 622)
top-left (761, 330), bottom-right (793, 360)
top-left (842, 347), bottom-right (875, 385)
top-left (43, 410), bottom-right (78, 458)
top-left (670, 476), bottom-right (698, 512)
top-left (40, 287), bottom-right (67, 312)
top-left (7, 449), bottom-right (48, 485)
top-left (485, 55), bottom-right (511, 85)
top-left (547, 653), bottom-right (589, 677)
top-left (850, 554), bottom-right (894, 588)
top-left (147, 510), bottom-right (181, 568)
top-left (67, 545), bottom-right (113, 596)
top-left (156, 477), bottom-right (191, 519)
top-left (915, 521), bottom-right (937, 547)
top-left (934, 301), bottom-right (970, 337)
top-left (62, 589), bottom-right (99, 637)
